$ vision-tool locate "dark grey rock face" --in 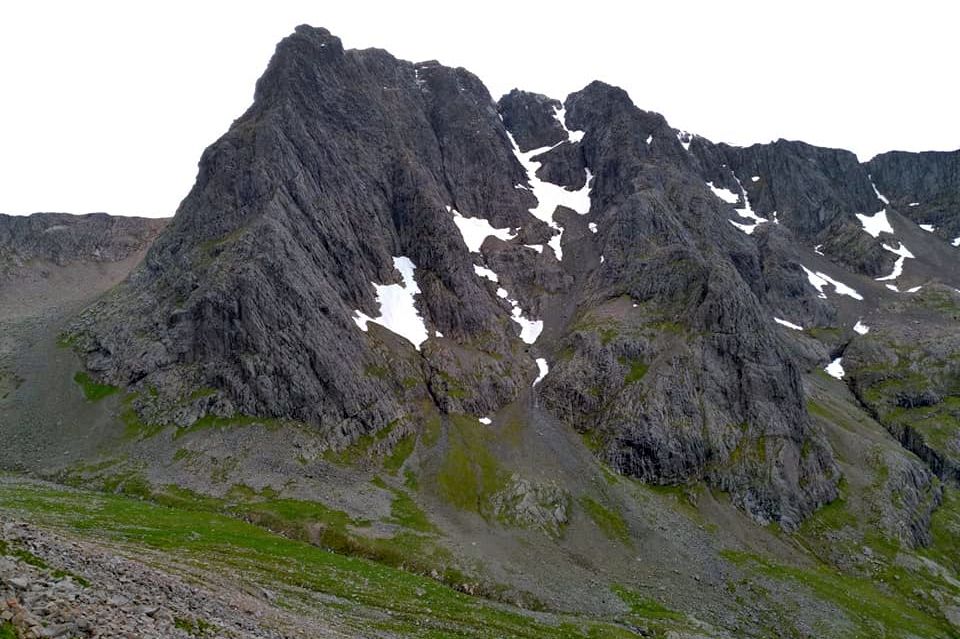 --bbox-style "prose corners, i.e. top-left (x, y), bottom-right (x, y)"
top-left (0, 213), bottom-right (166, 276)
top-left (64, 25), bottom-right (960, 532)
top-left (526, 82), bottom-right (840, 529)
top-left (867, 150), bottom-right (960, 239)
top-left (498, 90), bottom-right (566, 152)
top-left (72, 25), bottom-right (542, 445)
top-left (711, 140), bottom-right (880, 239)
